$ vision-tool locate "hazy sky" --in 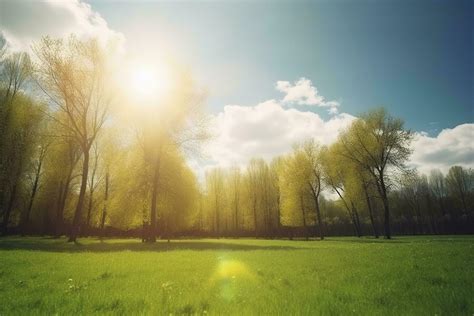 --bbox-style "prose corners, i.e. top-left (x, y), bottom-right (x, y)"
top-left (89, 0), bottom-right (473, 134)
